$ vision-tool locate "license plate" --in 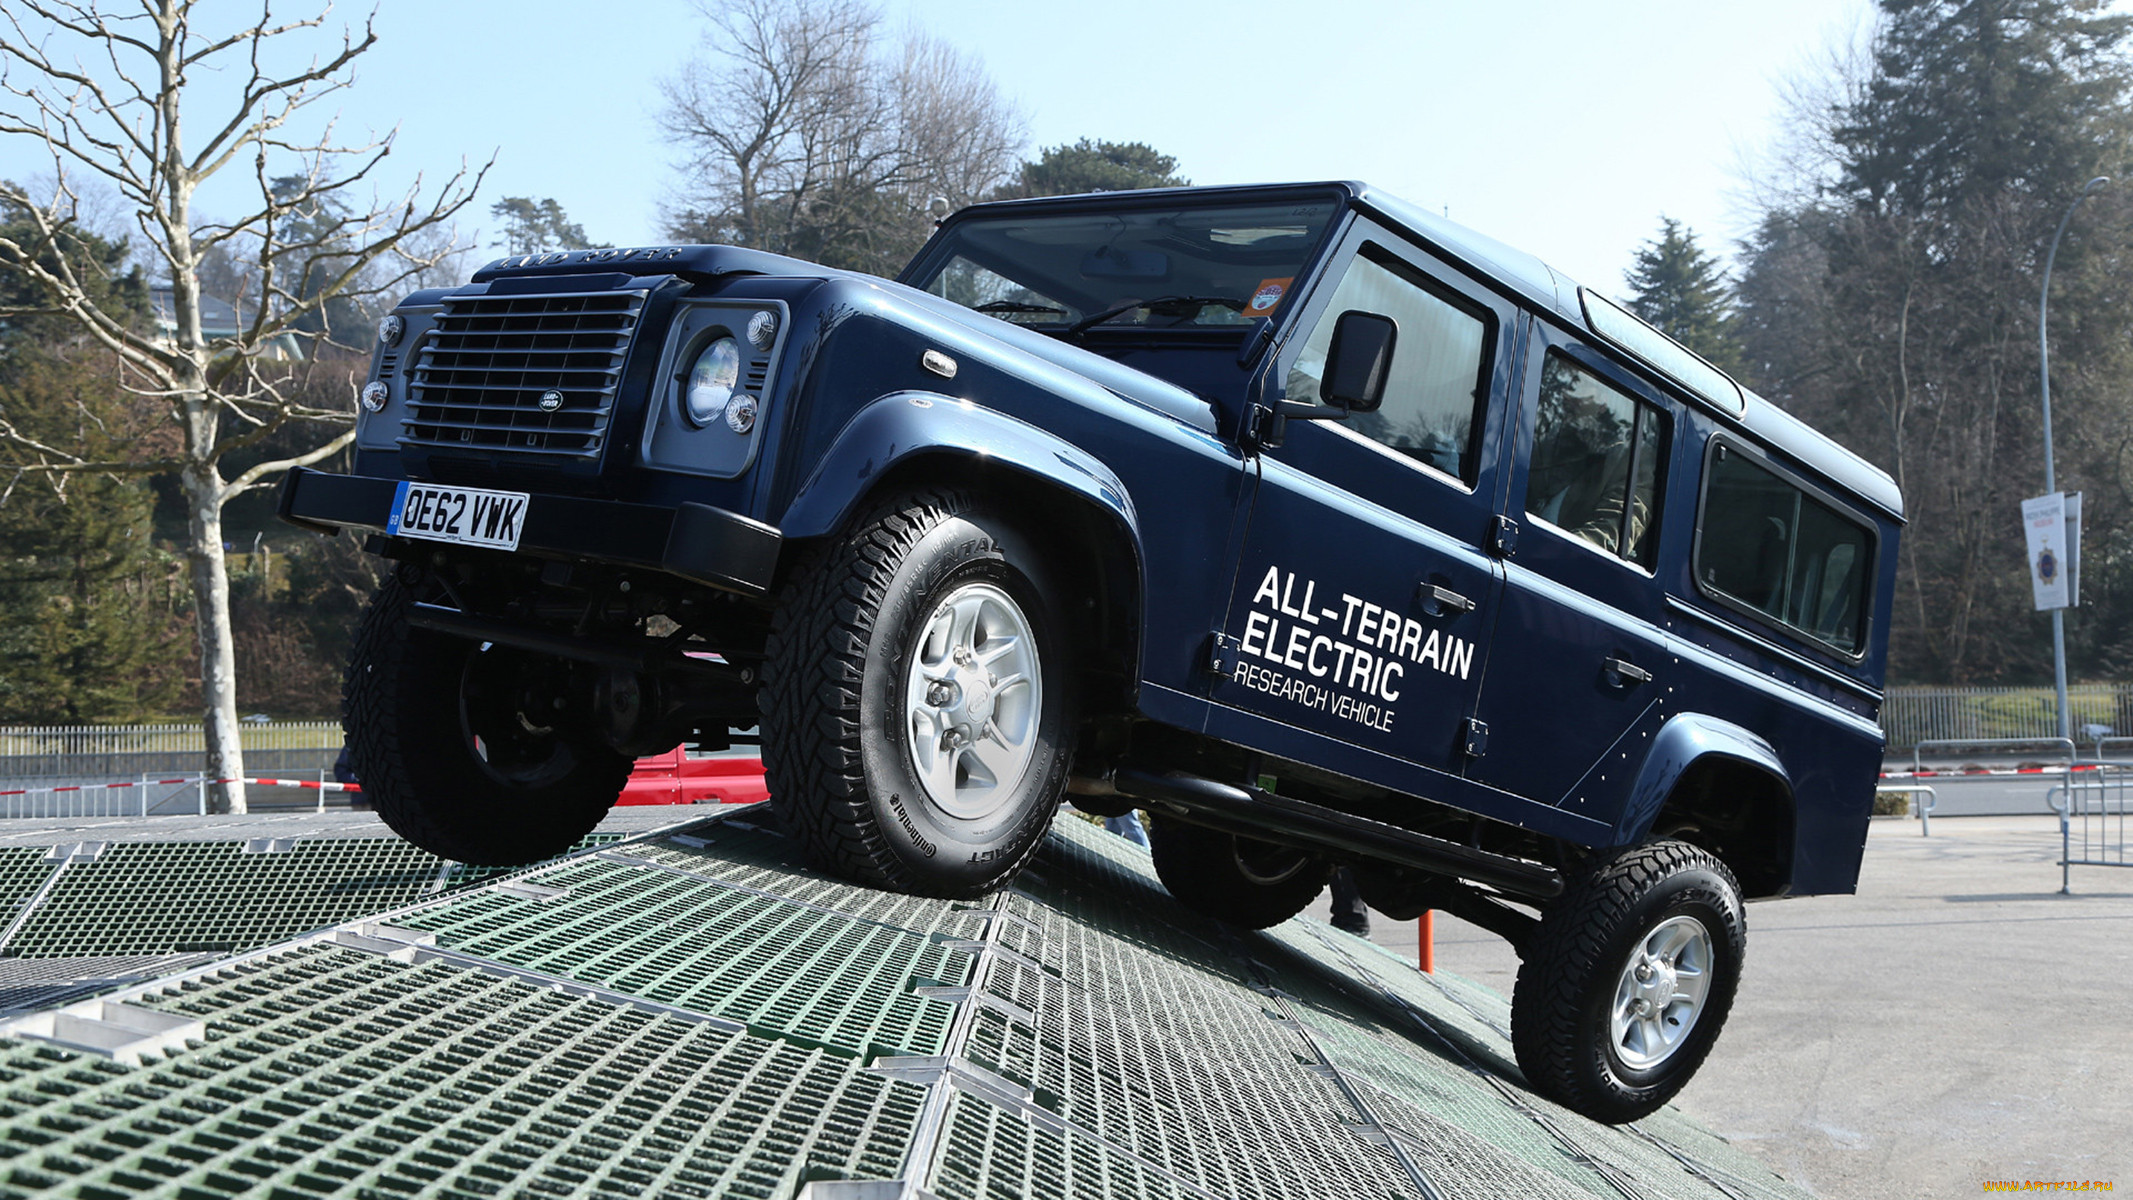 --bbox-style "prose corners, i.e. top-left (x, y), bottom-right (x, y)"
top-left (387, 482), bottom-right (529, 551)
